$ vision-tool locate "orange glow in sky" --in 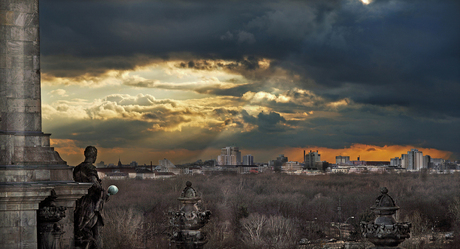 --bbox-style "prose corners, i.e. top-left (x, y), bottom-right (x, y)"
top-left (51, 139), bottom-right (453, 166)
top-left (281, 144), bottom-right (453, 163)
